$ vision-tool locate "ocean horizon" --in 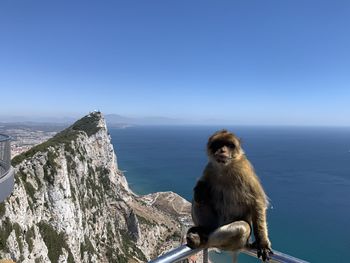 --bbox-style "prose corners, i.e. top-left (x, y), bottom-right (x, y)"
top-left (110, 125), bottom-right (350, 263)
